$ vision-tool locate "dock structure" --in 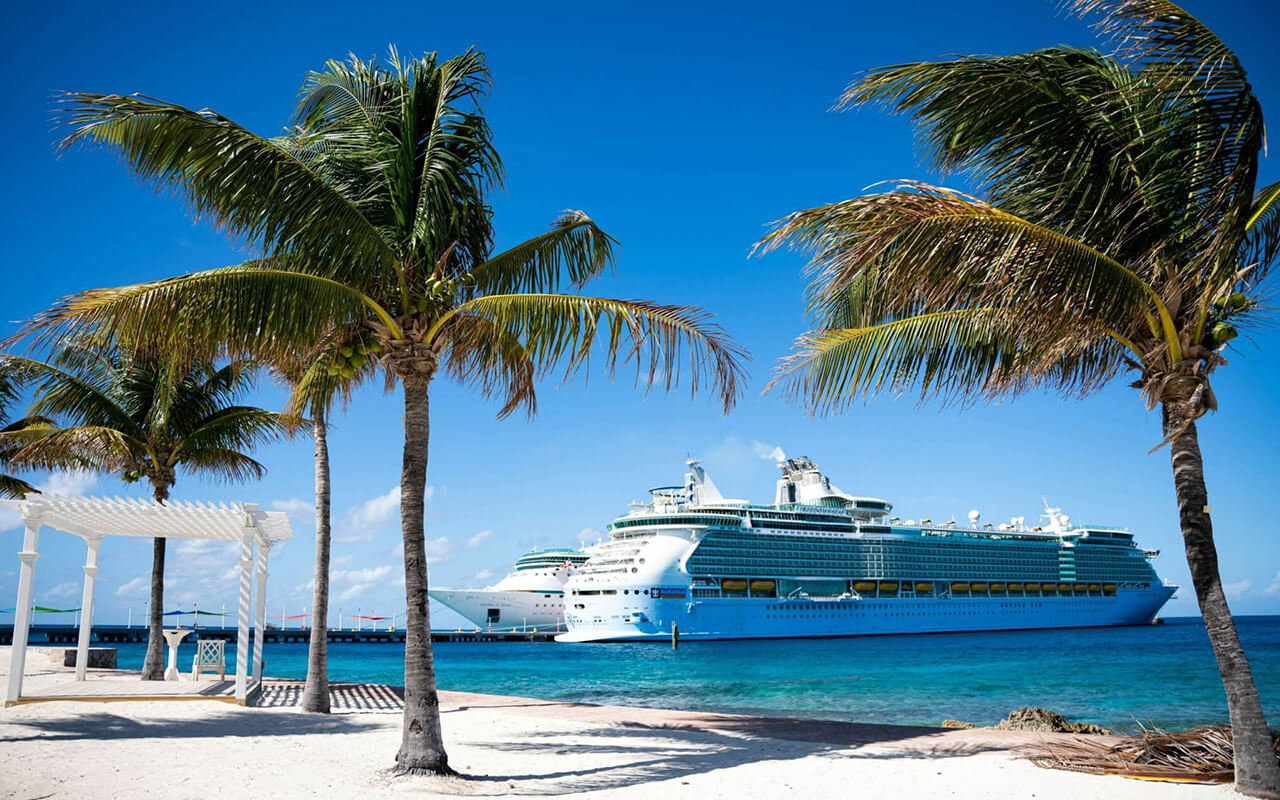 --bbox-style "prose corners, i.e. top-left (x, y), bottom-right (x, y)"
top-left (0, 624), bottom-right (559, 645)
